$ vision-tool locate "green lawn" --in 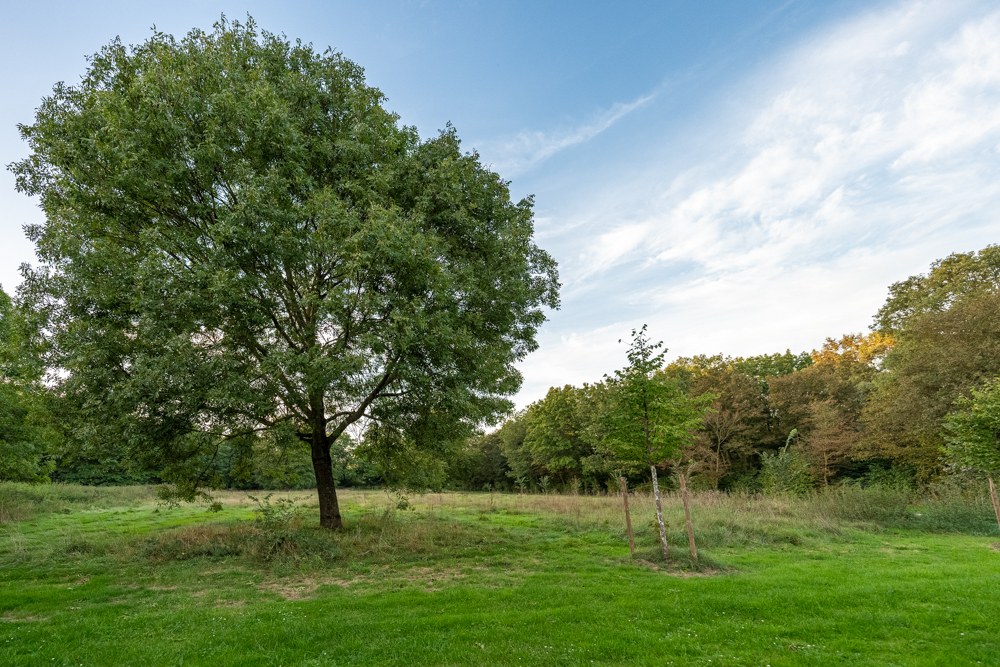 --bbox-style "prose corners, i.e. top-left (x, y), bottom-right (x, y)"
top-left (0, 485), bottom-right (997, 666)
